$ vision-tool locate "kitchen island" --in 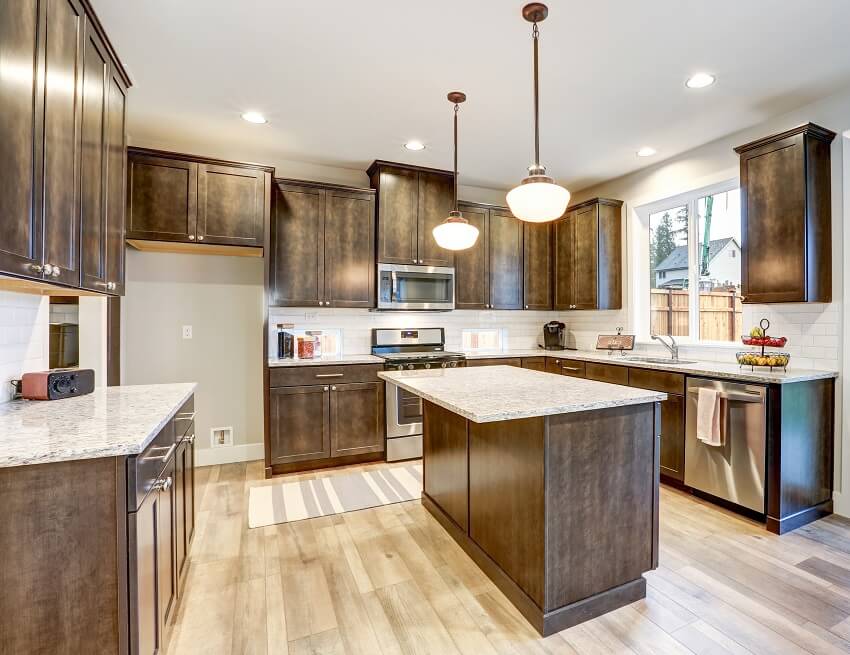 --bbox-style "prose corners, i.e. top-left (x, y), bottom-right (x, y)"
top-left (378, 365), bottom-right (666, 636)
